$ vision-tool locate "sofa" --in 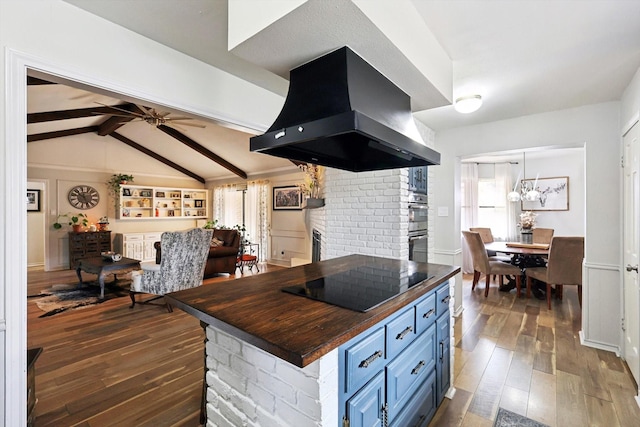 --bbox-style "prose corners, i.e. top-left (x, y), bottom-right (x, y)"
top-left (203, 229), bottom-right (241, 278)
top-left (154, 228), bottom-right (241, 278)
